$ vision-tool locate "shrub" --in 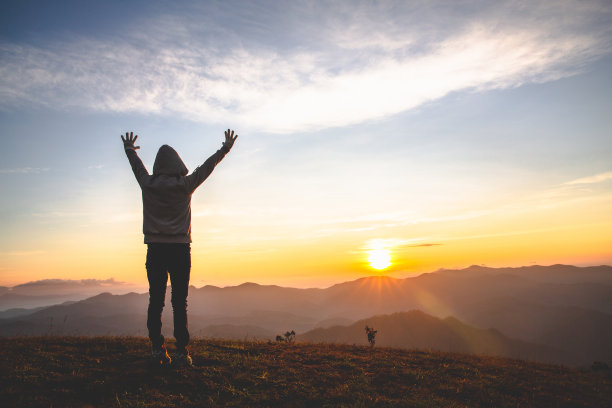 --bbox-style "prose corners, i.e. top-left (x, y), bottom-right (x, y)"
top-left (276, 330), bottom-right (296, 343)
top-left (365, 325), bottom-right (377, 347)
